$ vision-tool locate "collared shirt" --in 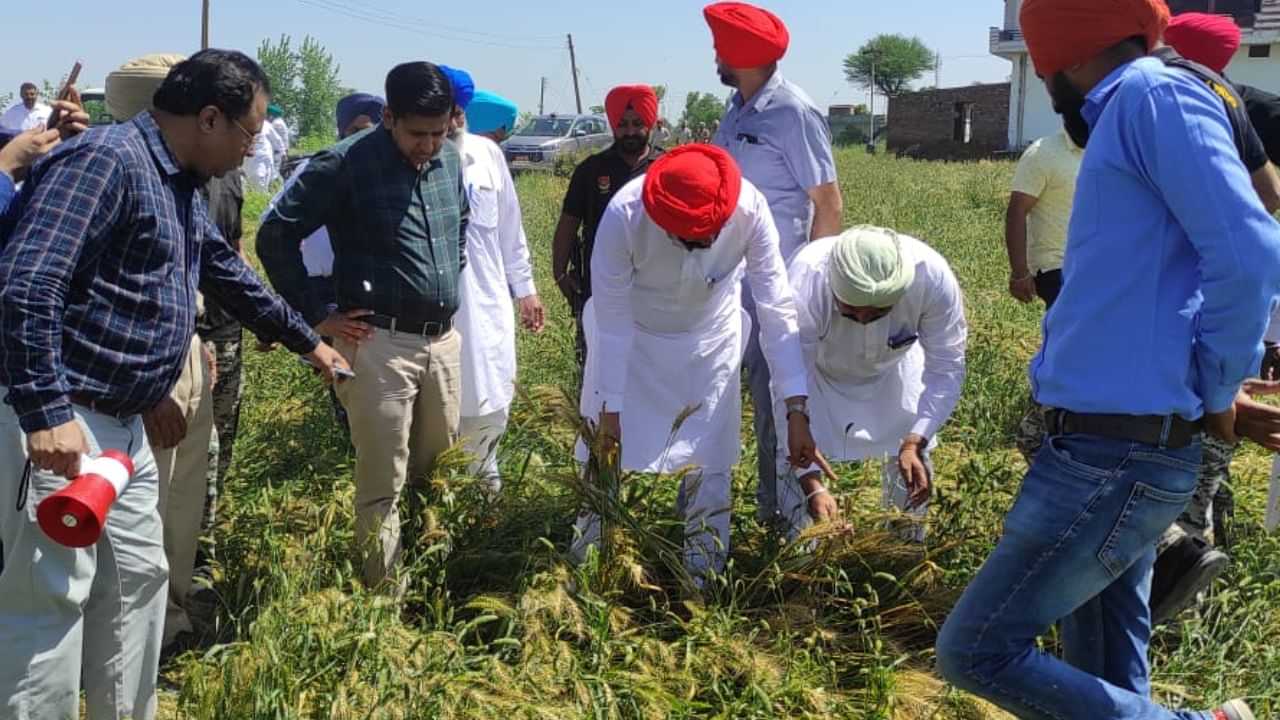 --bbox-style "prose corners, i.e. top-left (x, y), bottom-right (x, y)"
top-left (561, 143), bottom-right (663, 303)
top-left (1239, 84), bottom-right (1280, 164)
top-left (0, 102), bottom-right (51, 133)
top-left (0, 112), bottom-right (320, 433)
top-left (1031, 57), bottom-right (1280, 419)
top-left (196, 169), bottom-right (247, 342)
top-left (714, 71), bottom-right (838, 261)
top-left (1011, 130), bottom-right (1083, 274)
top-left (456, 132), bottom-right (536, 416)
top-left (262, 157), bottom-right (334, 279)
top-left (257, 125), bottom-right (469, 326)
